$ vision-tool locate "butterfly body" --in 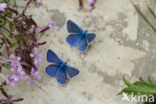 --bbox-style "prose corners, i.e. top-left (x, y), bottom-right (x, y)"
top-left (66, 20), bottom-right (96, 52)
top-left (79, 30), bottom-right (87, 40)
top-left (46, 50), bottom-right (79, 84)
